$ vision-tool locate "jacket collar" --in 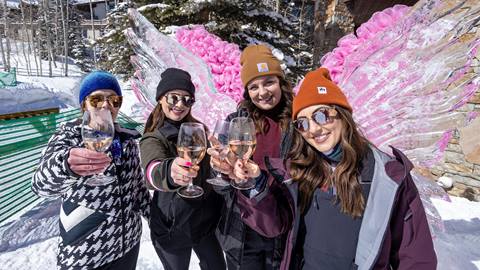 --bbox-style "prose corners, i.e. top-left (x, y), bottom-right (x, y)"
top-left (355, 146), bottom-right (400, 269)
top-left (157, 120), bottom-right (180, 141)
top-left (114, 123), bottom-right (140, 141)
